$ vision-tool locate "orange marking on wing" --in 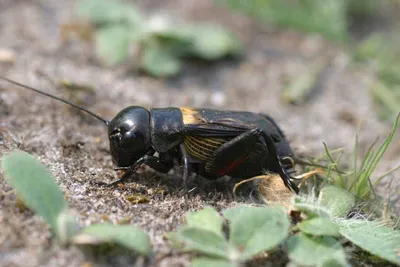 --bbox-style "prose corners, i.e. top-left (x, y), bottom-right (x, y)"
top-left (180, 107), bottom-right (202, 125)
